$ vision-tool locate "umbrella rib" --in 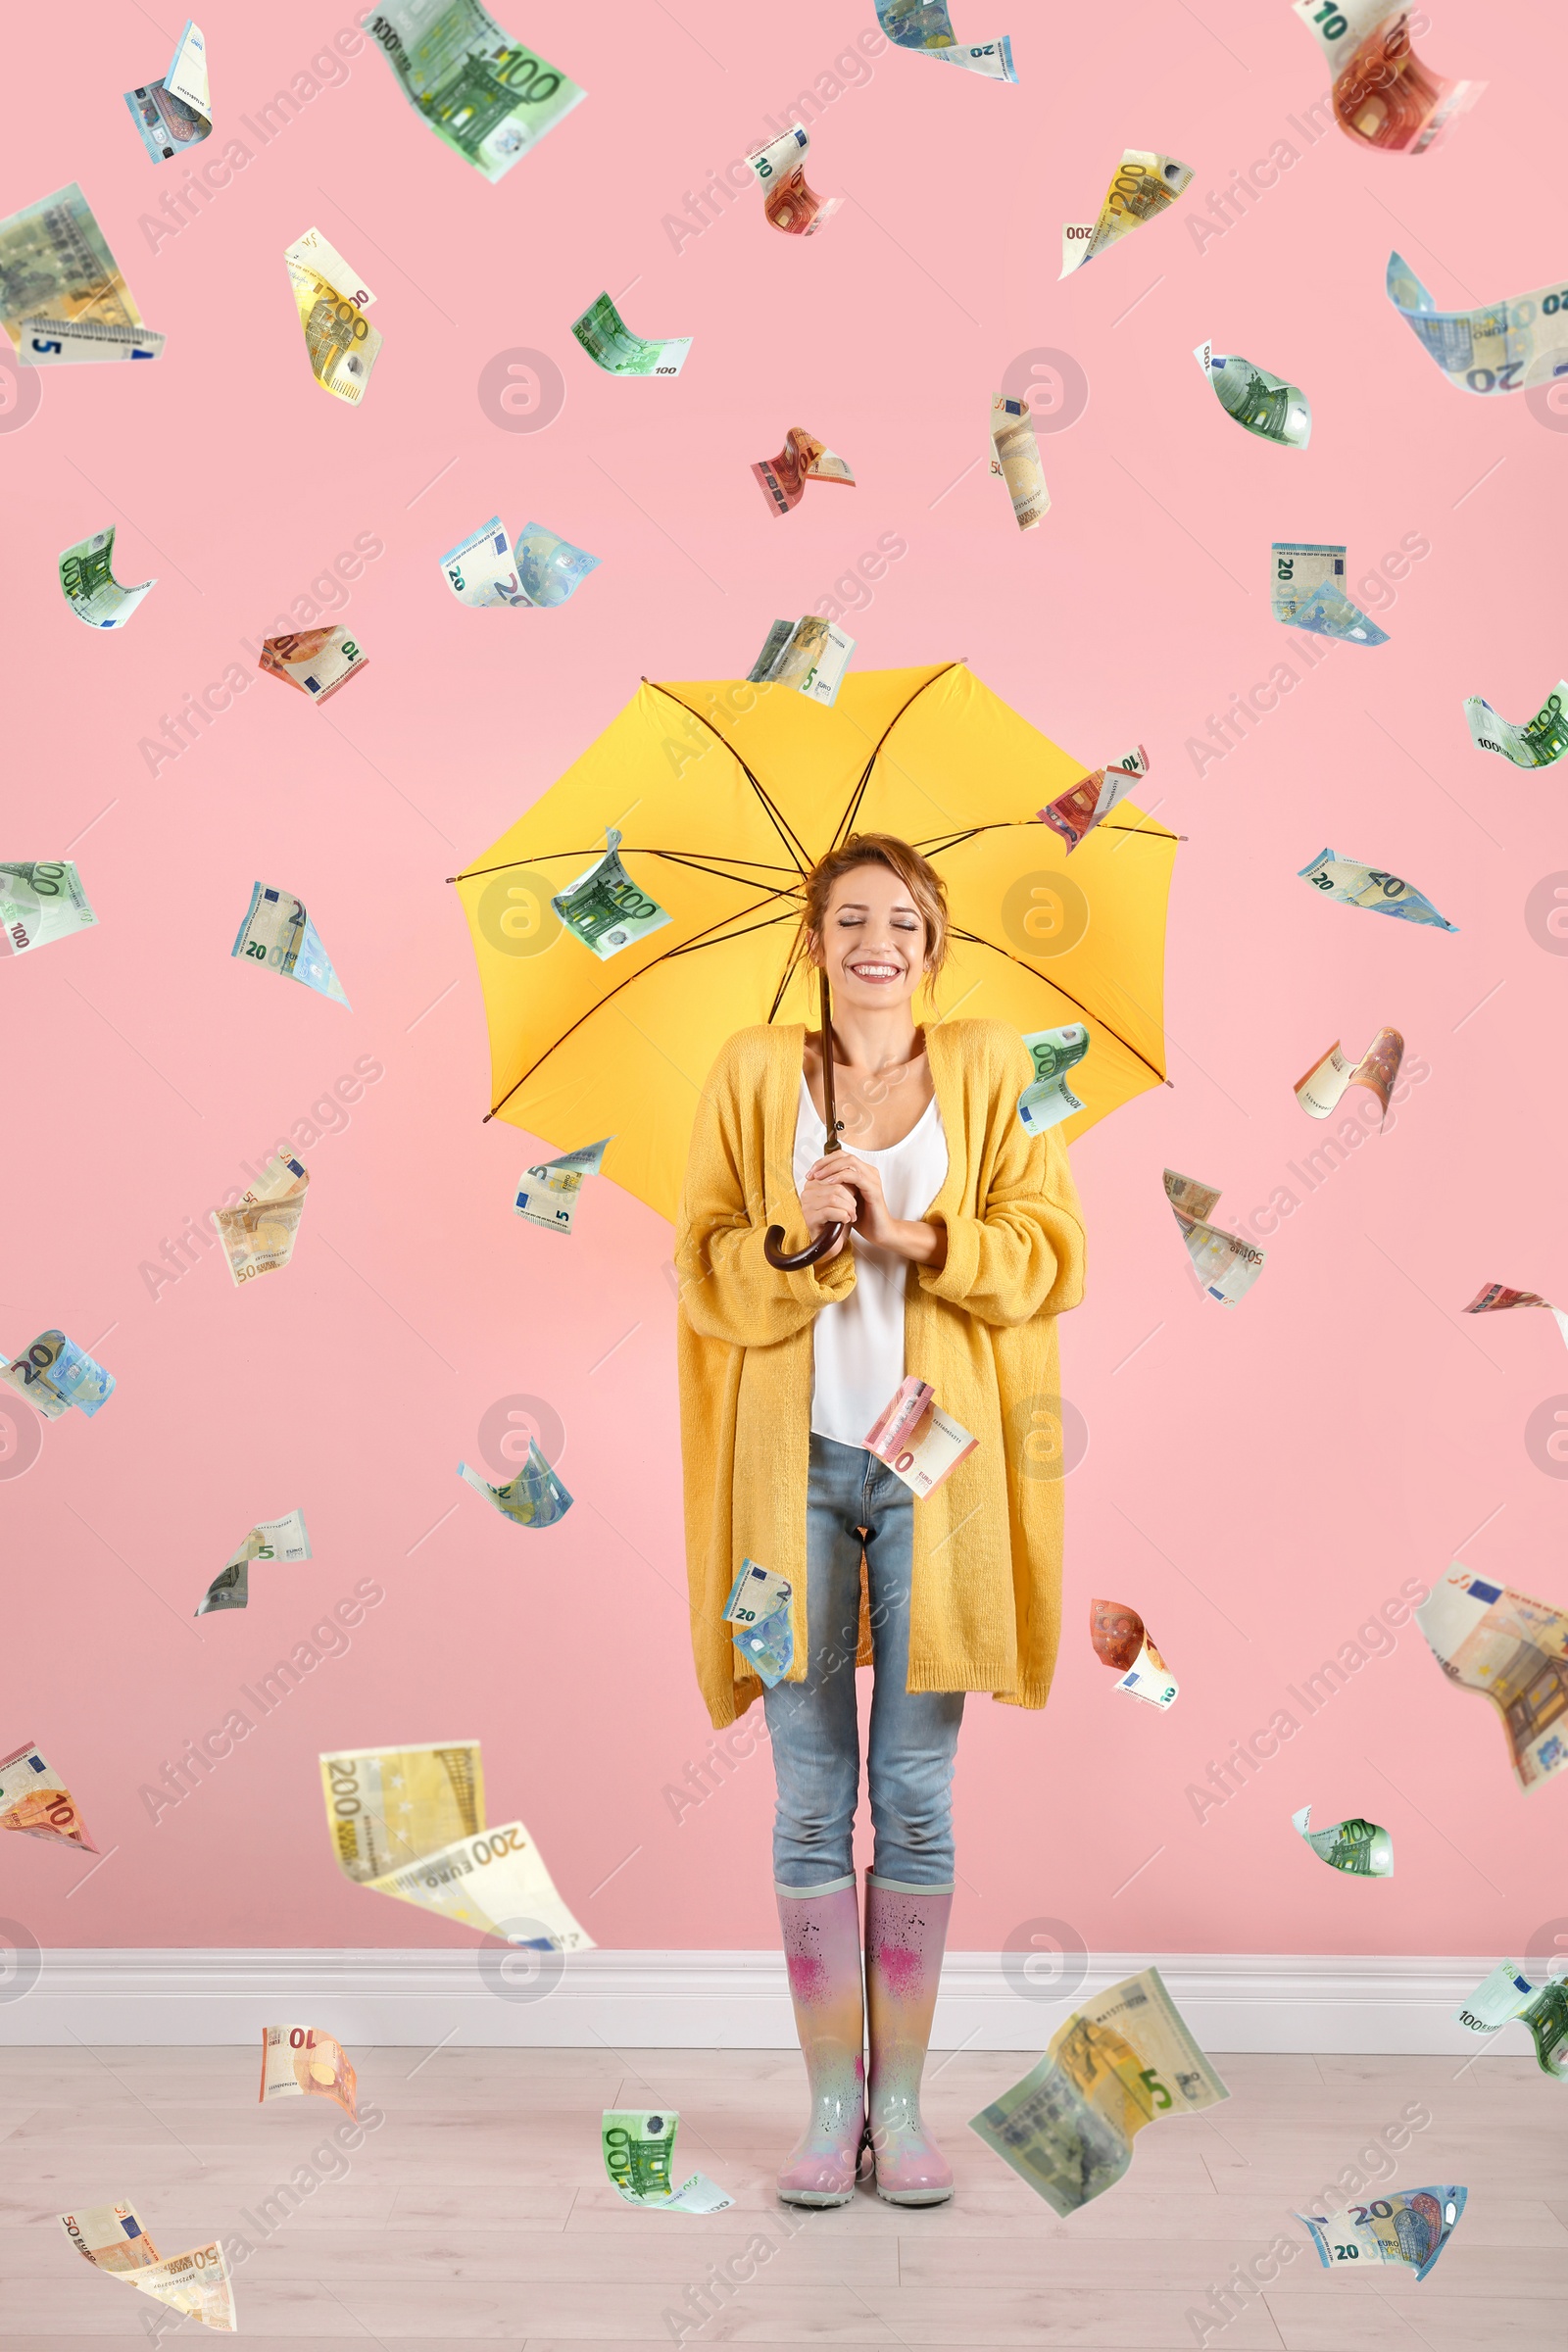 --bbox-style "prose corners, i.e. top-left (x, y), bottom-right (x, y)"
top-left (912, 816), bottom-right (1179, 858)
top-left (483, 888), bottom-right (807, 1121)
top-left (947, 926), bottom-right (1167, 1084)
top-left (451, 848), bottom-right (804, 887)
top-left (644, 682), bottom-right (815, 874)
top-left (828, 662), bottom-right (964, 853)
top-left (766, 927), bottom-right (815, 1023)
